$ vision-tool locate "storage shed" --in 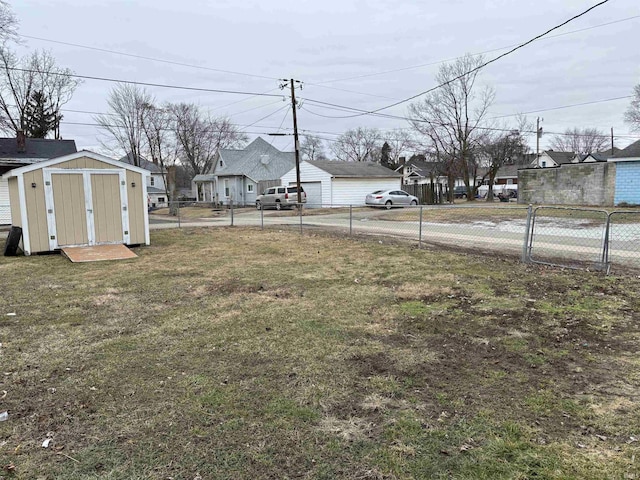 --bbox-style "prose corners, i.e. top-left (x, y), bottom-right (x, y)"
top-left (280, 160), bottom-right (401, 208)
top-left (2, 151), bottom-right (150, 255)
